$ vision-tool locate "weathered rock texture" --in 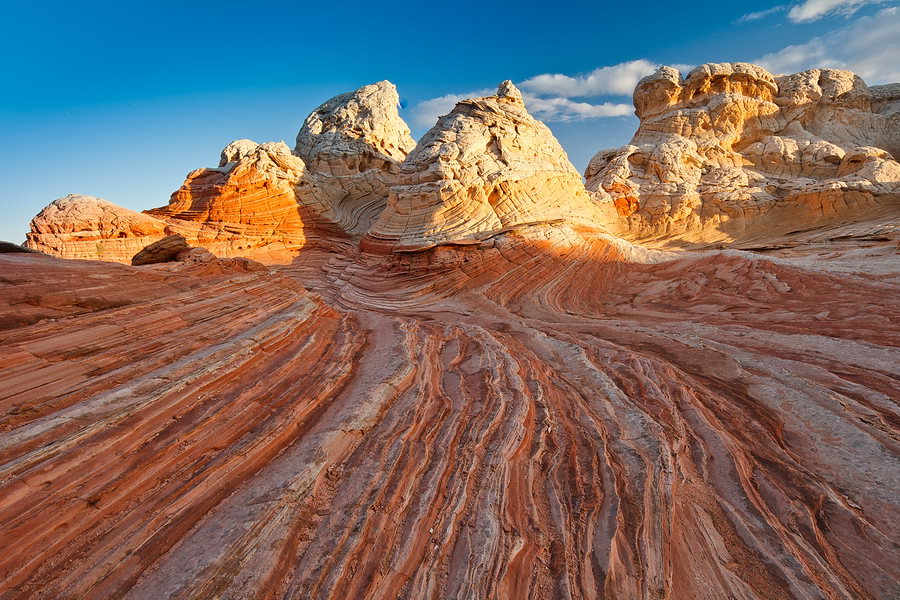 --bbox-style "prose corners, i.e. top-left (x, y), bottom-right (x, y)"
top-left (25, 194), bottom-right (168, 262)
top-left (365, 82), bottom-right (608, 251)
top-left (4, 70), bottom-right (900, 600)
top-left (130, 234), bottom-right (191, 265)
top-left (586, 63), bottom-right (900, 247)
top-left (147, 140), bottom-right (313, 262)
top-left (1, 230), bottom-right (898, 599)
top-left (296, 81), bottom-right (416, 235)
